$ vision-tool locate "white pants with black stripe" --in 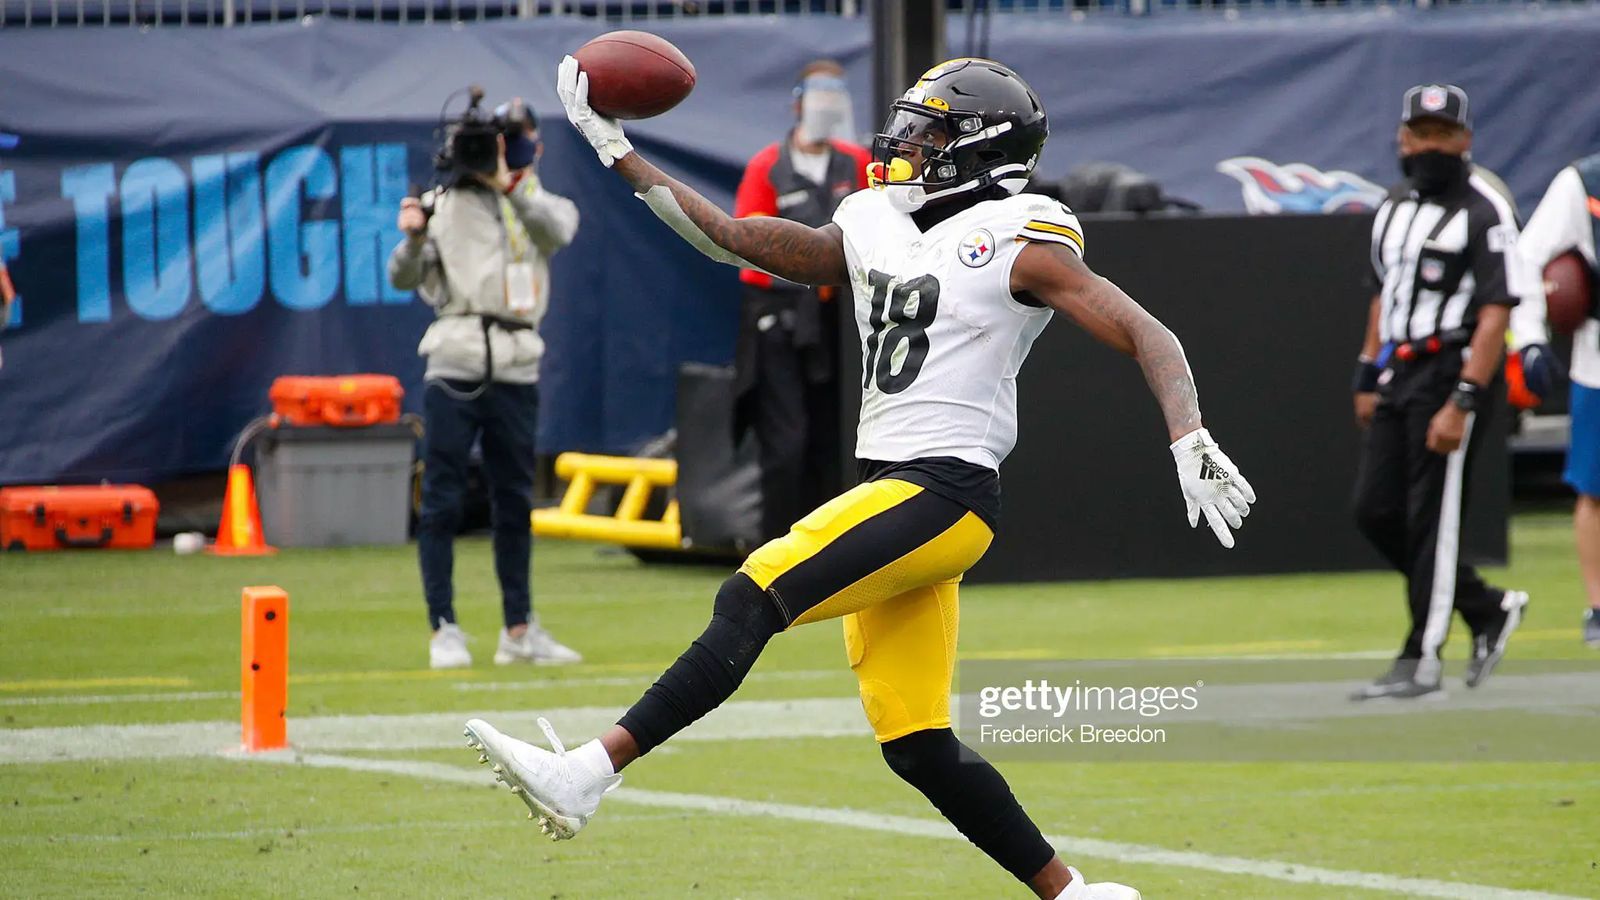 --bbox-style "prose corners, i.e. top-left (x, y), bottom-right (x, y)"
top-left (1353, 354), bottom-right (1505, 662)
